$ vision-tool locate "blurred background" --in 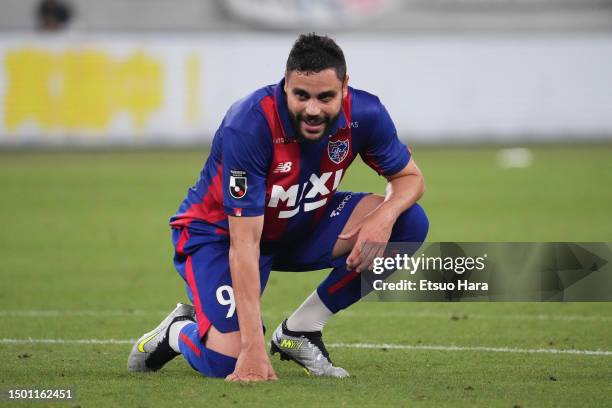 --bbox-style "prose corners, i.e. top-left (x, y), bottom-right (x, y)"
top-left (1, 0), bottom-right (611, 147)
